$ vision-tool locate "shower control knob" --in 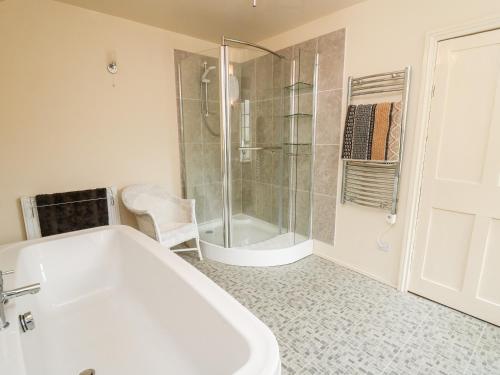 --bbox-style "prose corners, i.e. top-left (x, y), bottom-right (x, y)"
top-left (19, 311), bottom-right (35, 332)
